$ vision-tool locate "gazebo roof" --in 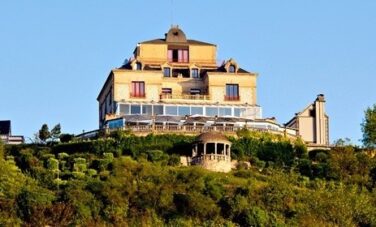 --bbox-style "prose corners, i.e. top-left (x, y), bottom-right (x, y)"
top-left (196, 132), bottom-right (231, 144)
